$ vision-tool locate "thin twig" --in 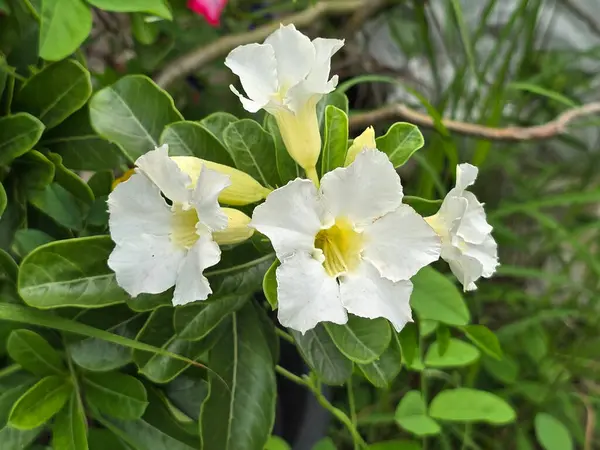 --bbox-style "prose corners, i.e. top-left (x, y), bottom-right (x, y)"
top-left (349, 102), bottom-right (600, 141)
top-left (579, 393), bottom-right (596, 450)
top-left (154, 0), bottom-right (366, 89)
